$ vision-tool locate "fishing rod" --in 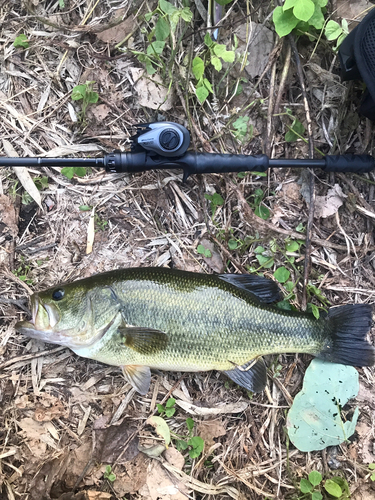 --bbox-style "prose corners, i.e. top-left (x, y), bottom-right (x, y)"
top-left (1, 121), bottom-right (374, 181)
